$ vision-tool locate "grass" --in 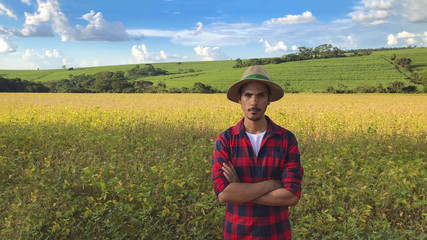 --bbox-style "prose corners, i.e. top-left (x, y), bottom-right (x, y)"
top-left (0, 93), bottom-right (426, 239)
top-left (1, 48), bottom-right (427, 92)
